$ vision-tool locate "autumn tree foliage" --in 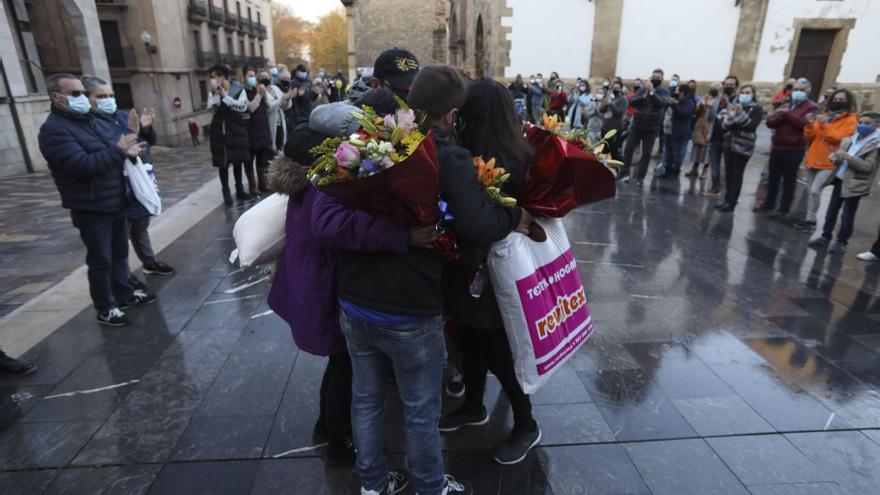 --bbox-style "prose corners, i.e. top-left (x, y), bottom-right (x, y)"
top-left (272, 5), bottom-right (347, 73)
